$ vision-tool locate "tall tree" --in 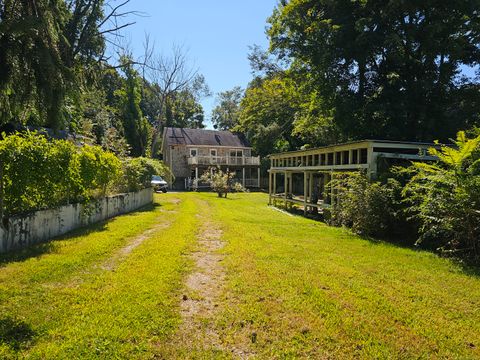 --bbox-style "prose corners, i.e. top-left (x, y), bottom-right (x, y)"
top-left (268, 0), bottom-right (480, 142)
top-left (211, 86), bottom-right (243, 130)
top-left (0, 0), bottom-right (136, 129)
top-left (238, 75), bottom-right (303, 157)
top-left (0, 0), bottom-right (70, 128)
top-left (116, 57), bottom-right (151, 156)
top-left (165, 89), bottom-right (205, 129)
